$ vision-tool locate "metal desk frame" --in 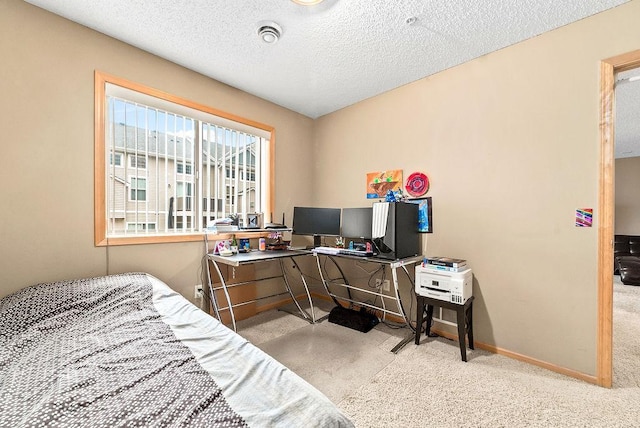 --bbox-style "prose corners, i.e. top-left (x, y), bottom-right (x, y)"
top-left (313, 253), bottom-right (423, 353)
top-left (207, 249), bottom-right (317, 332)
